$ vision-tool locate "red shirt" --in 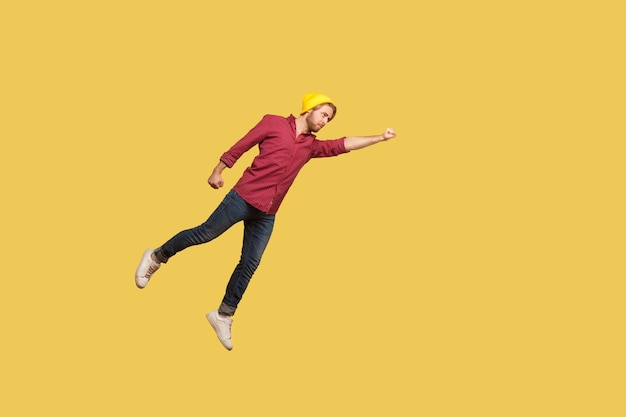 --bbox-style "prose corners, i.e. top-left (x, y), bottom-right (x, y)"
top-left (220, 114), bottom-right (348, 214)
